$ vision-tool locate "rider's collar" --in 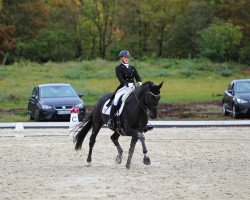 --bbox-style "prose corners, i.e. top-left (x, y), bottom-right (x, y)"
top-left (121, 61), bottom-right (130, 68)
